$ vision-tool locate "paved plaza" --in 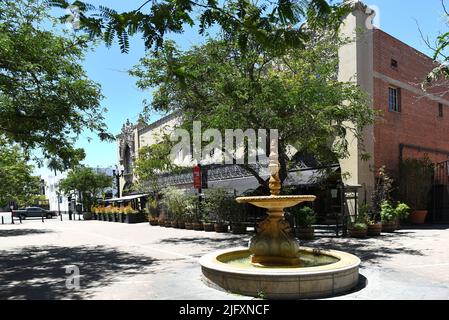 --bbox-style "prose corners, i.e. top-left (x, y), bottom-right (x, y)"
top-left (1, 213), bottom-right (449, 300)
